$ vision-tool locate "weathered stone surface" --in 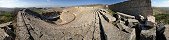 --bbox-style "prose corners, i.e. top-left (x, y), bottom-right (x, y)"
top-left (0, 28), bottom-right (8, 40)
top-left (0, 22), bottom-right (12, 27)
top-left (164, 25), bottom-right (169, 40)
top-left (147, 15), bottom-right (155, 23)
top-left (117, 12), bottom-right (135, 19)
top-left (128, 19), bottom-right (139, 27)
top-left (98, 10), bottom-right (135, 40)
top-left (14, 8), bottom-right (101, 40)
top-left (100, 9), bottom-right (116, 22)
top-left (140, 27), bottom-right (156, 40)
top-left (15, 11), bottom-right (30, 40)
top-left (128, 19), bottom-right (138, 23)
top-left (60, 11), bottom-right (75, 24)
top-left (0, 22), bottom-right (15, 40)
top-left (108, 0), bottom-right (152, 17)
top-left (11, 7), bottom-right (140, 40)
top-left (0, 0), bottom-right (155, 39)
